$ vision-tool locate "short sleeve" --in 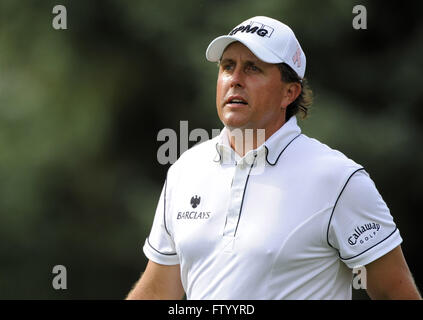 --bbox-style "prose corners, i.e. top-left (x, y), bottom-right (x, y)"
top-left (328, 169), bottom-right (402, 269)
top-left (143, 179), bottom-right (180, 265)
